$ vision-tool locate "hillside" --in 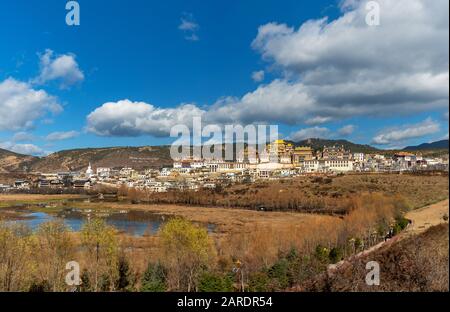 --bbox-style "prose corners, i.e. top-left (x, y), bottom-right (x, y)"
top-left (30, 146), bottom-right (173, 172)
top-left (293, 138), bottom-right (380, 153)
top-left (0, 146), bottom-right (172, 173)
top-left (0, 138), bottom-right (448, 174)
top-left (309, 223), bottom-right (449, 292)
top-left (404, 139), bottom-right (449, 151)
top-left (0, 148), bottom-right (36, 173)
